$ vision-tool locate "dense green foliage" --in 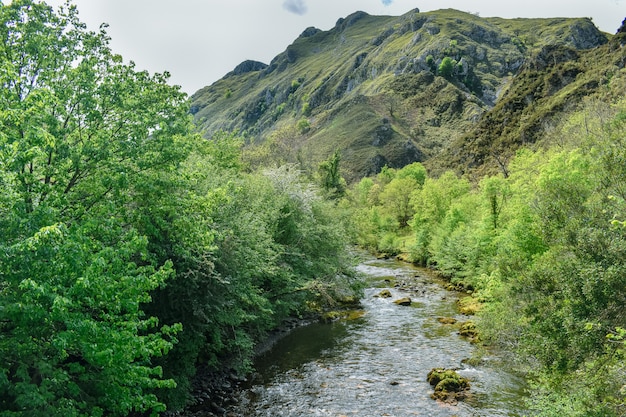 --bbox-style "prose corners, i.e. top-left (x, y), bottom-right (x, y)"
top-left (343, 99), bottom-right (626, 416)
top-left (0, 2), bottom-right (357, 415)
